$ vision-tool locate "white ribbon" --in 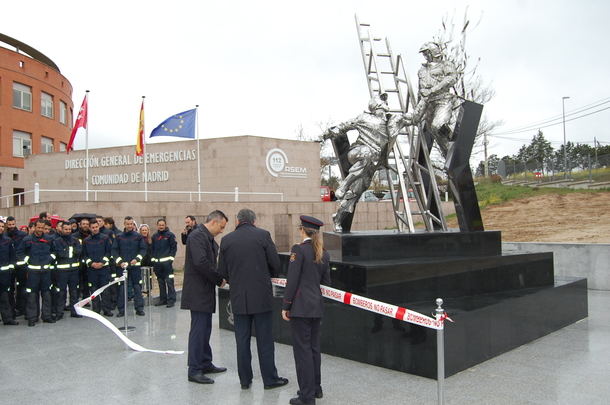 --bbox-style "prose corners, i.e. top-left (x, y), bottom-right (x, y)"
top-left (74, 276), bottom-right (183, 355)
